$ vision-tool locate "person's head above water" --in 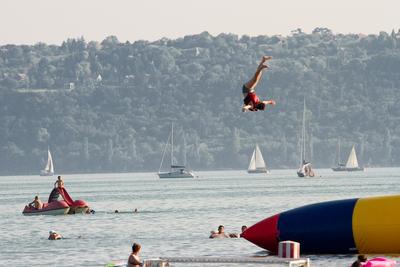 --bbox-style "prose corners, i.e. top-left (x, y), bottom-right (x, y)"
top-left (34, 195), bottom-right (39, 200)
top-left (218, 225), bottom-right (225, 233)
top-left (358, 255), bottom-right (367, 262)
top-left (241, 225), bottom-right (248, 232)
top-left (132, 242), bottom-right (141, 253)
